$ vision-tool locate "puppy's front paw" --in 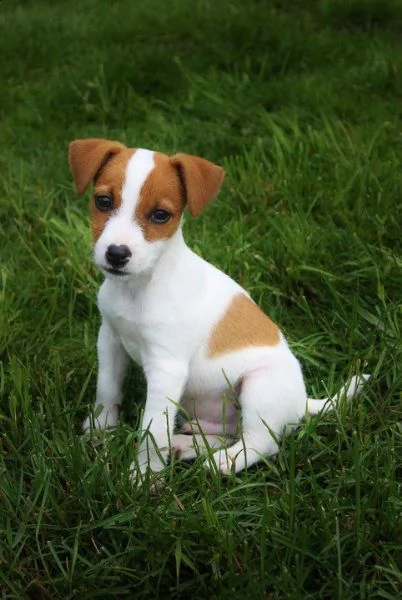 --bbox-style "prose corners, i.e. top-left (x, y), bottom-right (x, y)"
top-left (129, 461), bottom-right (166, 491)
top-left (82, 406), bottom-right (118, 432)
top-left (130, 442), bottom-right (168, 489)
